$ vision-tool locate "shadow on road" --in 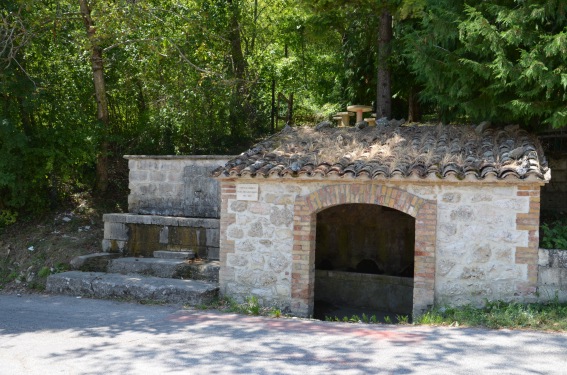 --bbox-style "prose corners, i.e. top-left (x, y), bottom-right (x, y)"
top-left (1, 294), bottom-right (566, 374)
